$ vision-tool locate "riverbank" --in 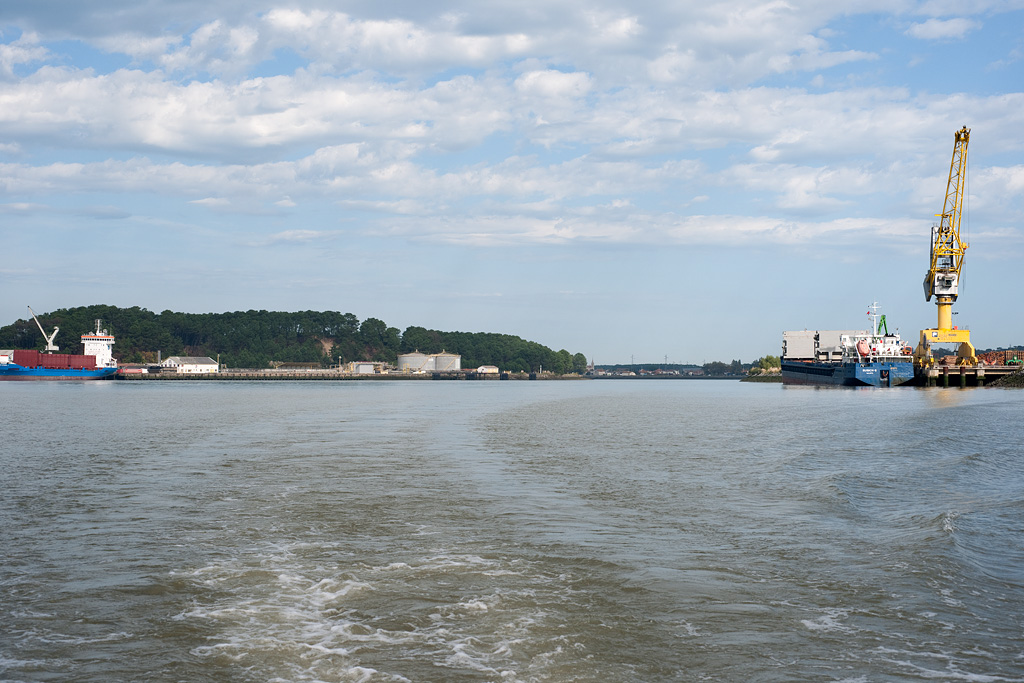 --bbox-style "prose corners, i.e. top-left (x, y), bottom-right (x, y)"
top-left (990, 368), bottom-right (1024, 387)
top-left (115, 371), bottom-right (587, 381)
